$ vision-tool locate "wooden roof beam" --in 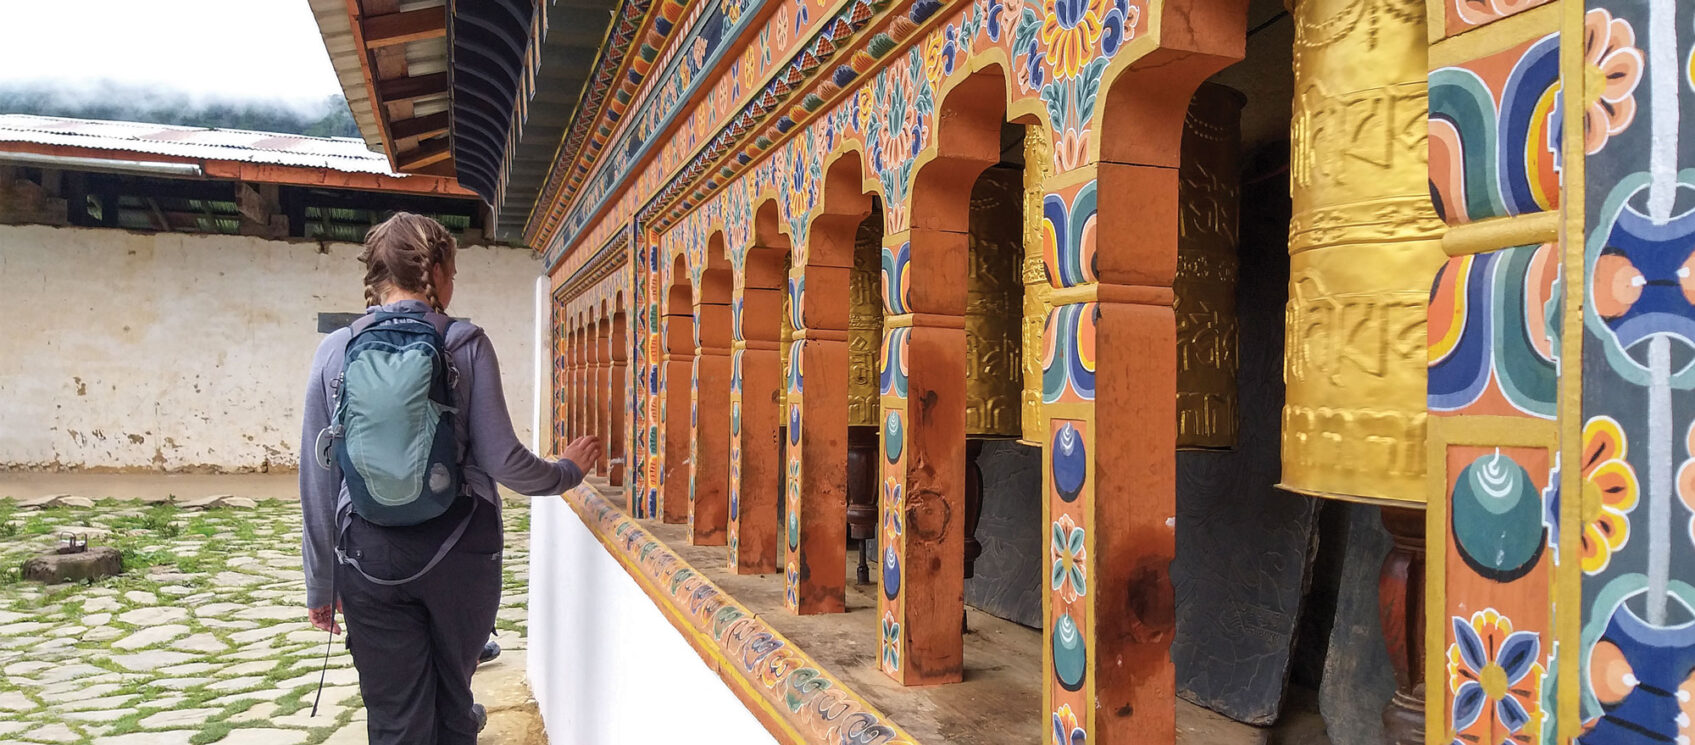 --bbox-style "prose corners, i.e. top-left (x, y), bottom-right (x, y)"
top-left (389, 112), bottom-right (450, 141)
top-left (363, 8), bottom-right (447, 49)
top-left (376, 72), bottom-right (449, 105)
top-left (395, 139), bottom-right (452, 171)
